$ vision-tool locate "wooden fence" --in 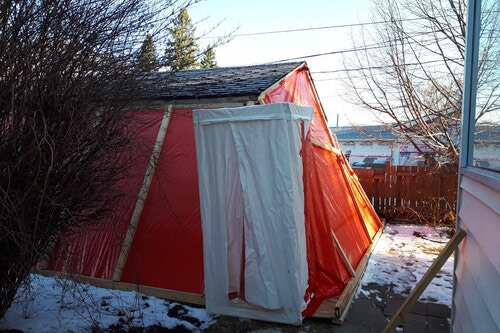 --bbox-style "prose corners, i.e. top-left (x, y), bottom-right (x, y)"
top-left (353, 162), bottom-right (458, 224)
